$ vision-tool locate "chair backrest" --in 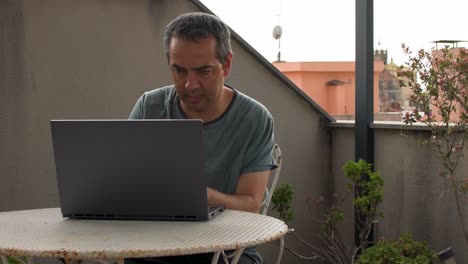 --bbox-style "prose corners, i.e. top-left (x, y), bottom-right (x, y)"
top-left (220, 144), bottom-right (283, 263)
top-left (261, 144), bottom-right (282, 215)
